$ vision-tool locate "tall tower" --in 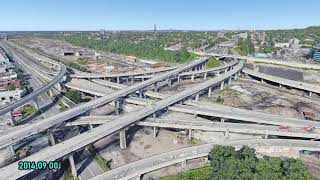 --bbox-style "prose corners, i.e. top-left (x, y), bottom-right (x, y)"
top-left (154, 24), bottom-right (157, 32)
